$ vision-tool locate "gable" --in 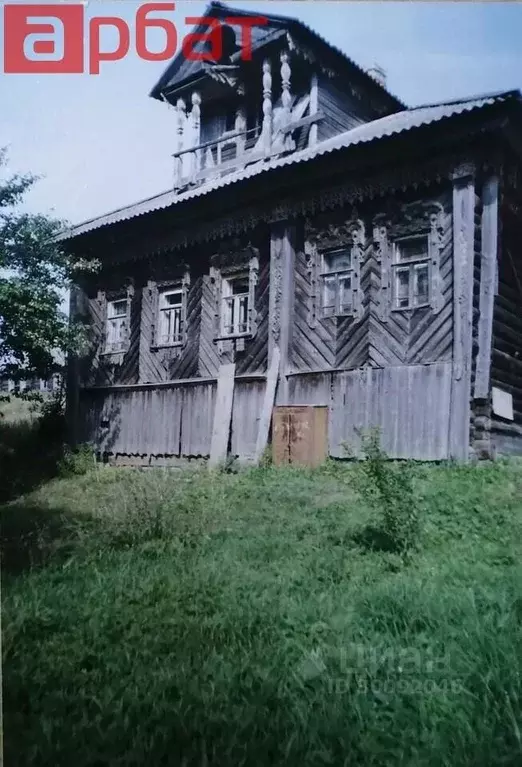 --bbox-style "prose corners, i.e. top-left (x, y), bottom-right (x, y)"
top-left (149, 1), bottom-right (404, 115)
top-left (149, 2), bottom-right (288, 102)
